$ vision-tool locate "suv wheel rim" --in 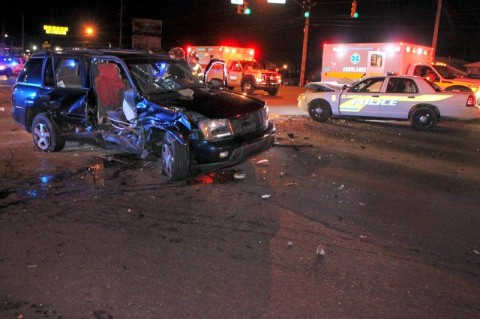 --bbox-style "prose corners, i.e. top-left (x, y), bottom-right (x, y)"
top-left (34, 123), bottom-right (51, 150)
top-left (162, 143), bottom-right (173, 177)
